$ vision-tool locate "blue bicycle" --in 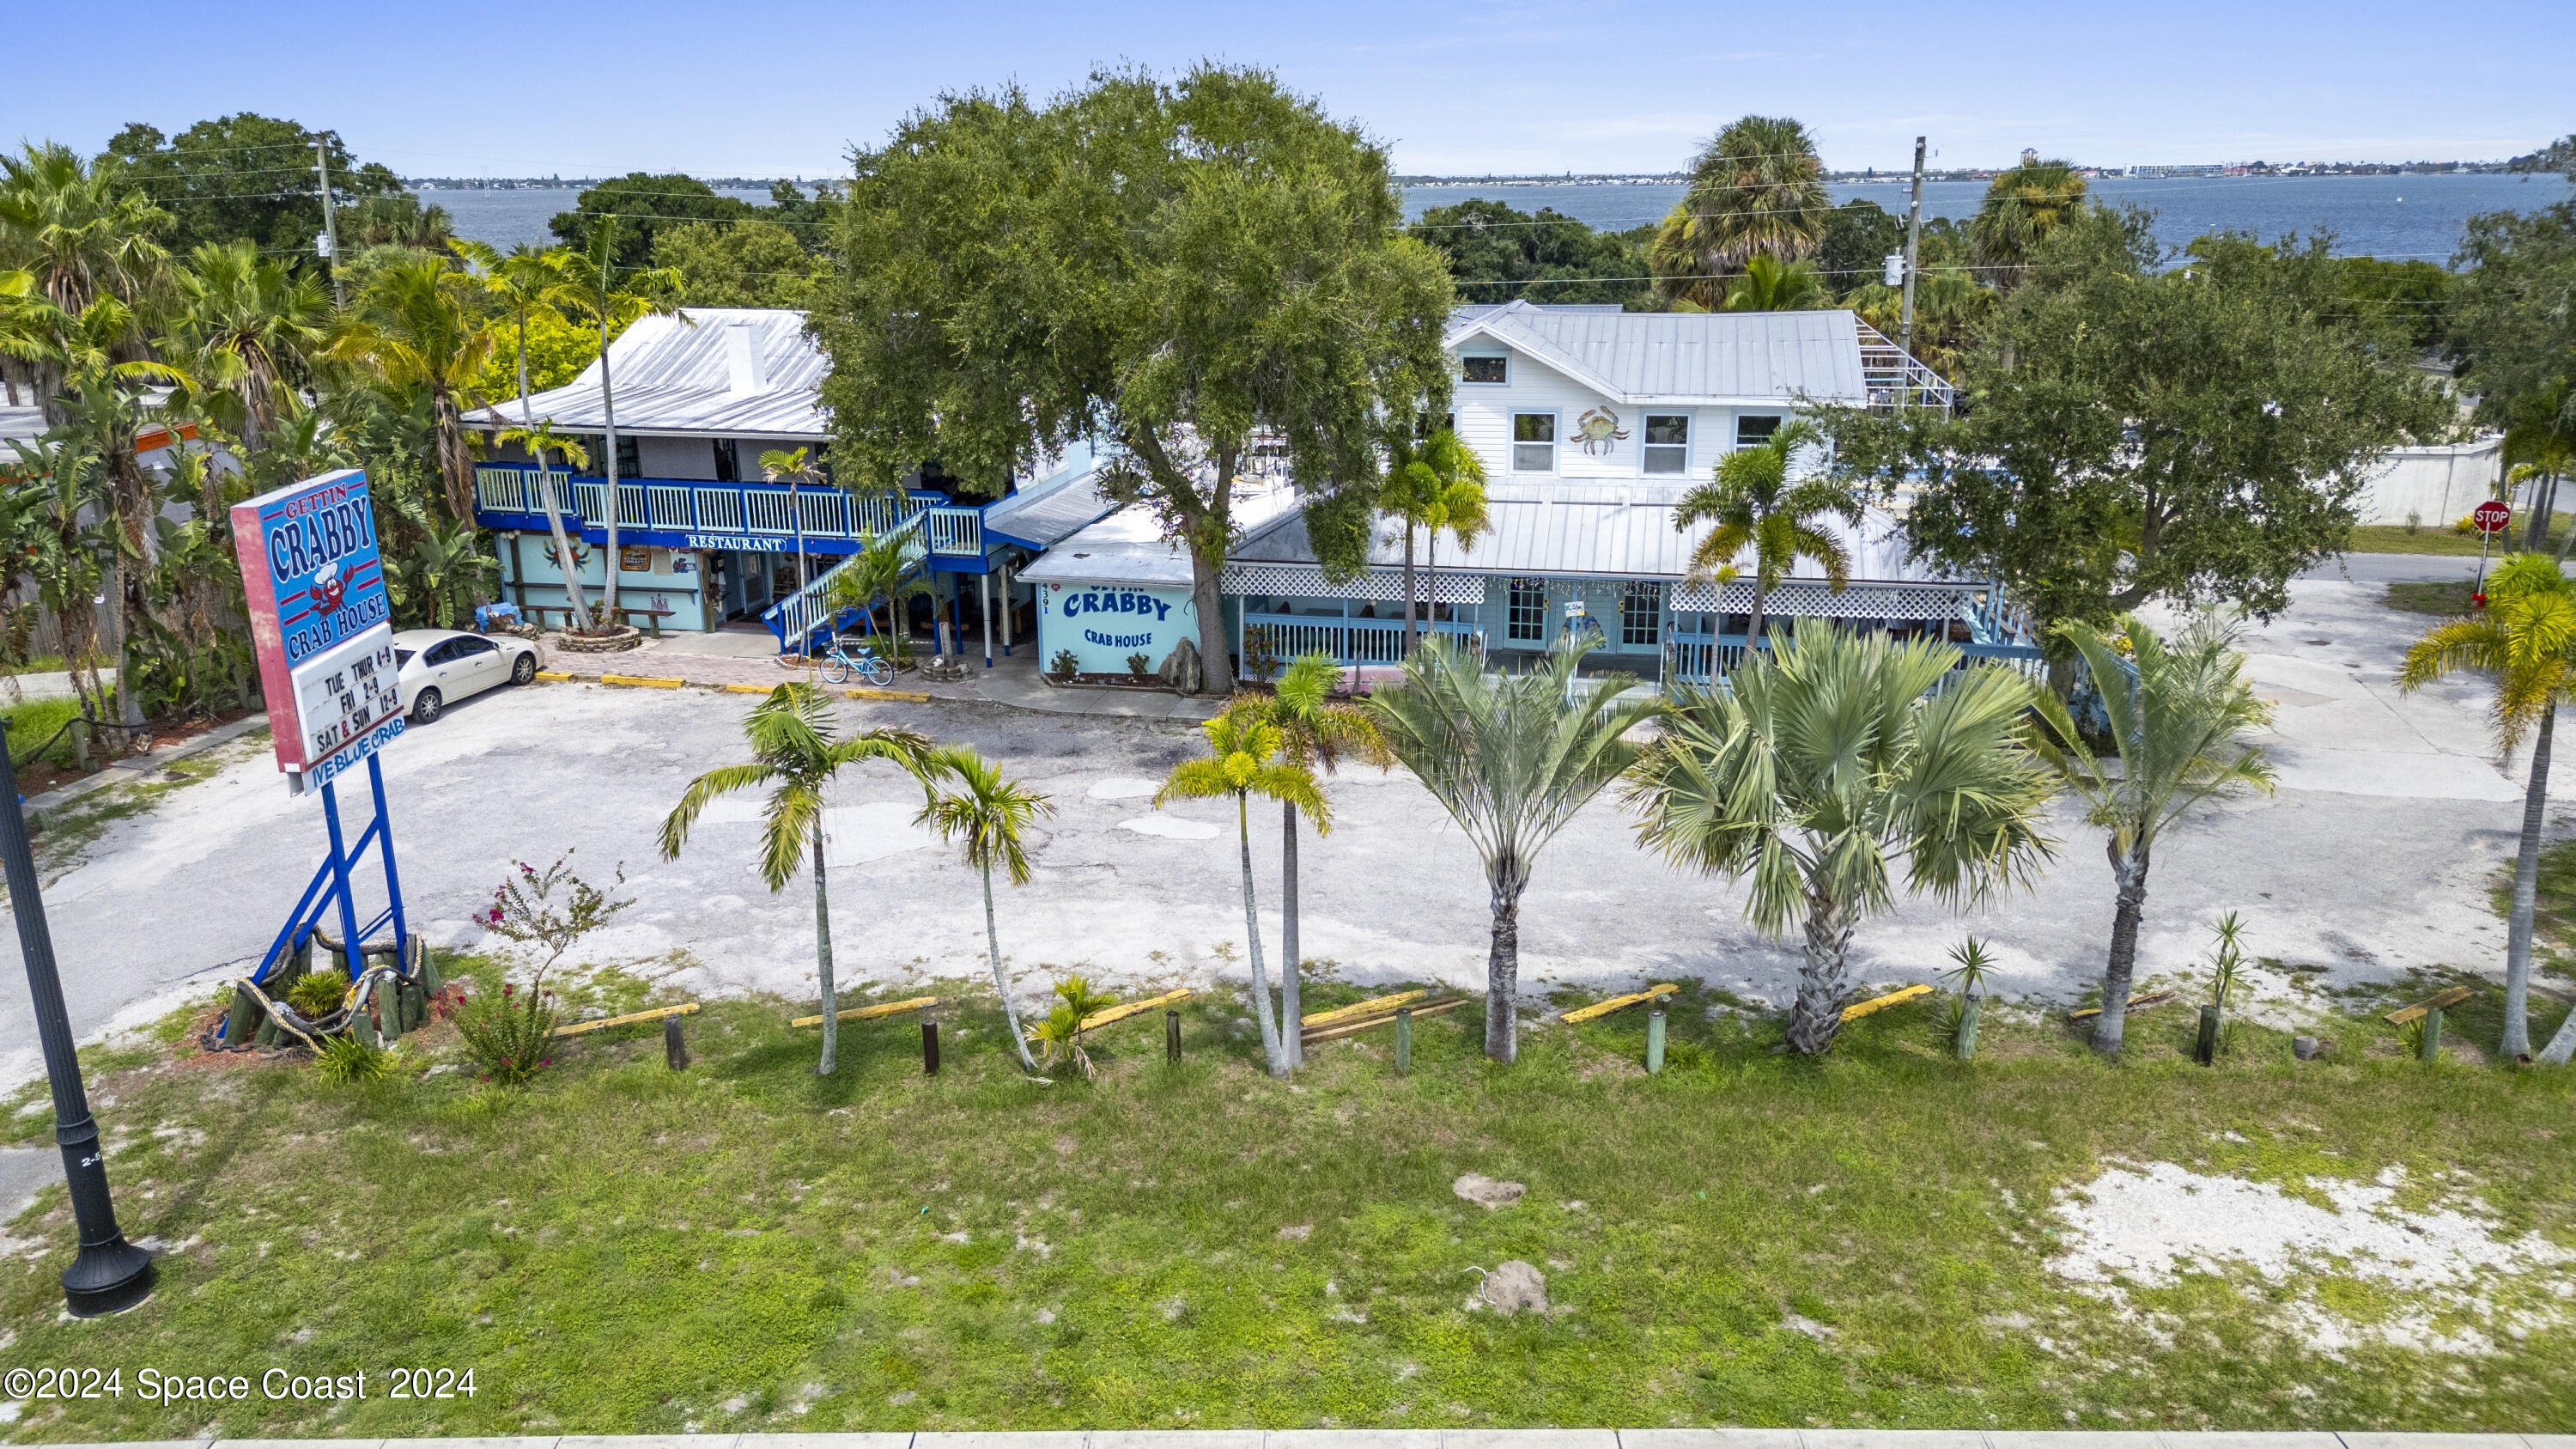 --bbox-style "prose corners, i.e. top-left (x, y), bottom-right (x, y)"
top-left (821, 638), bottom-right (896, 688)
